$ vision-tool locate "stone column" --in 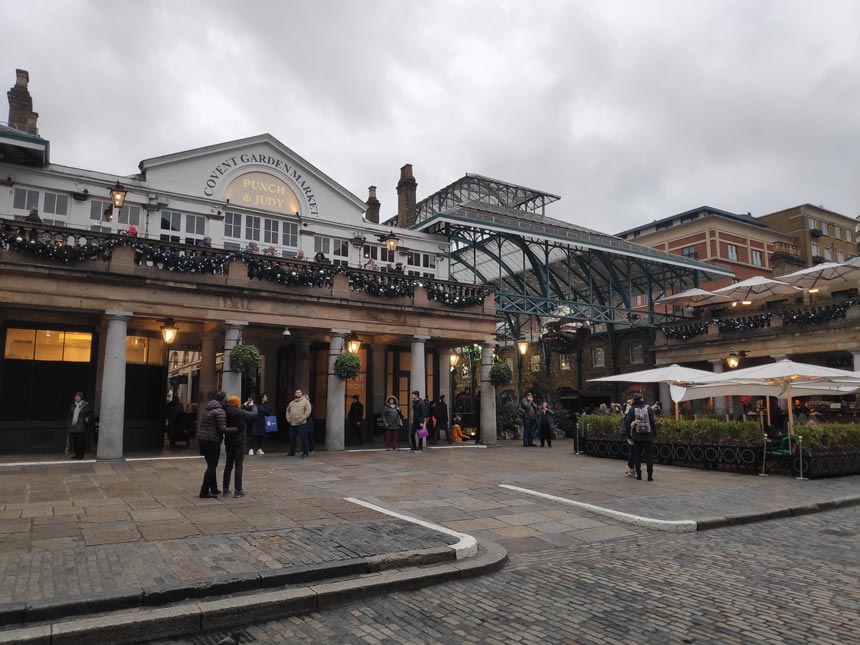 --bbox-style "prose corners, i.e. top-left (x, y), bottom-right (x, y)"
top-left (371, 345), bottom-right (386, 414)
top-left (97, 310), bottom-right (132, 460)
top-left (326, 330), bottom-right (349, 451)
top-left (479, 342), bottom-right (497, 446)
top-left (222, 321), bottom-right (248, 397)
top-left (410, 336), bottom-right (429, 426)
top-left (658, 382), bottom-right (671, 411)
top-left (853, 351), bottom-right (860, 372)
top-left (197, 331), bottom-right (219, 427)
top-left (709, 359), bottom-right (727, 416)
